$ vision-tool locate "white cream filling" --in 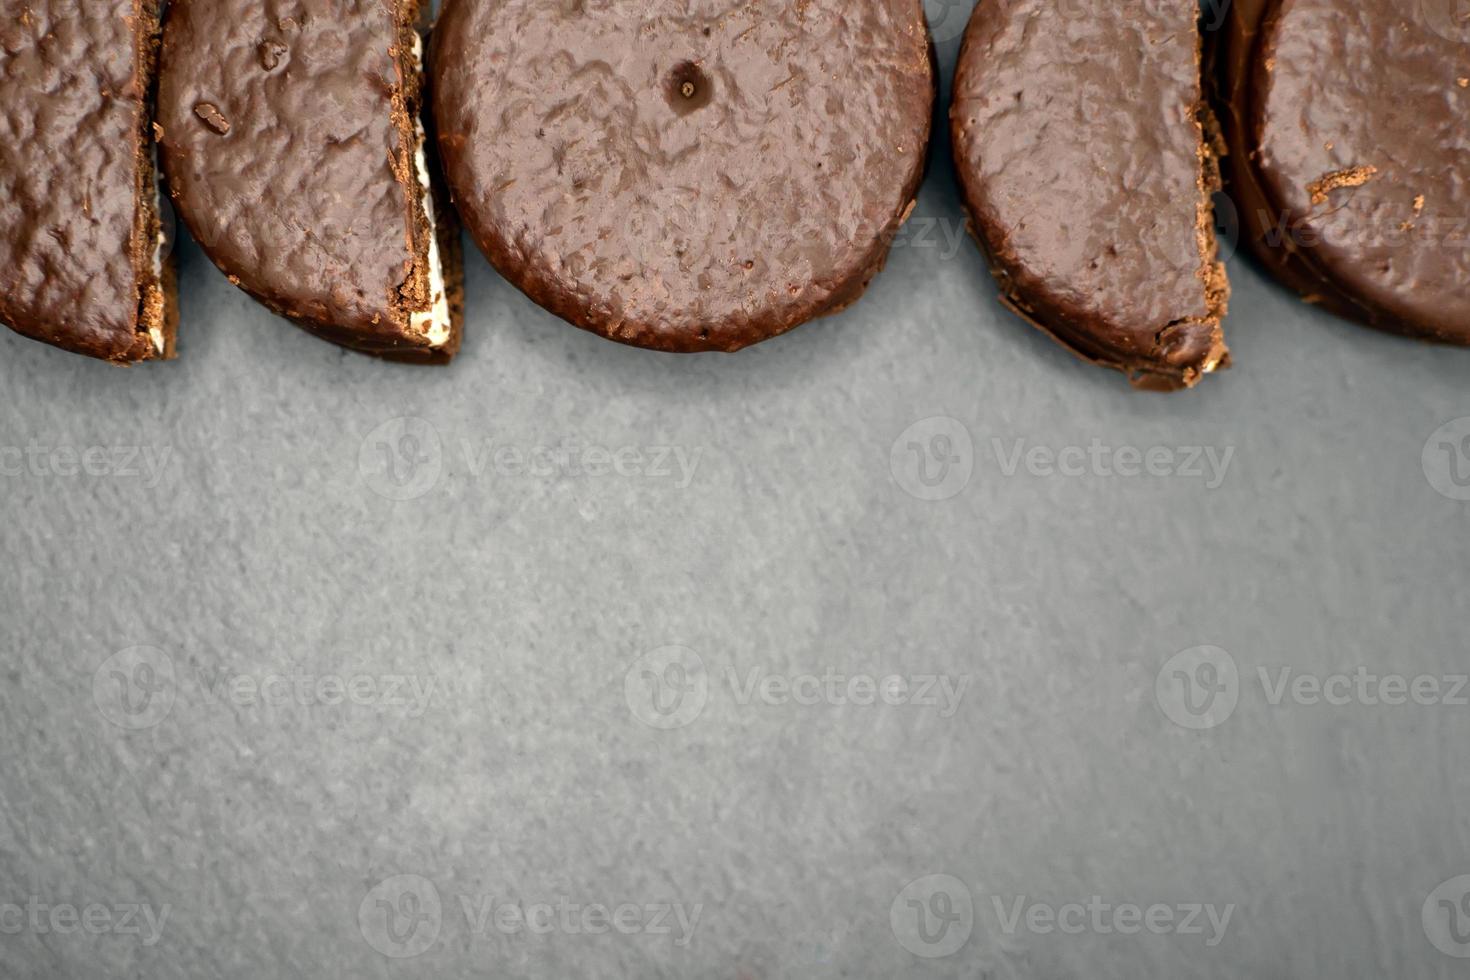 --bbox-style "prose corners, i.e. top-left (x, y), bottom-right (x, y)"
top-left (148, 147), bottom-right (166, 354)
top-left (411, 143), bottom-right (452, 346)
top-left (409, 36), bottom-right (451, 347)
